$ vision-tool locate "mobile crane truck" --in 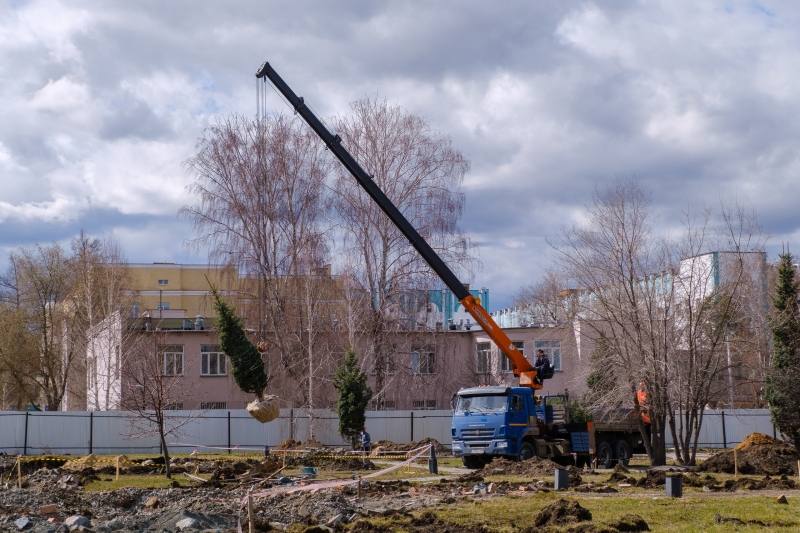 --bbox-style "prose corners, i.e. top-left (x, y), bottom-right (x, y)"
top-left (255, 61), bottom-right (647, 469)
